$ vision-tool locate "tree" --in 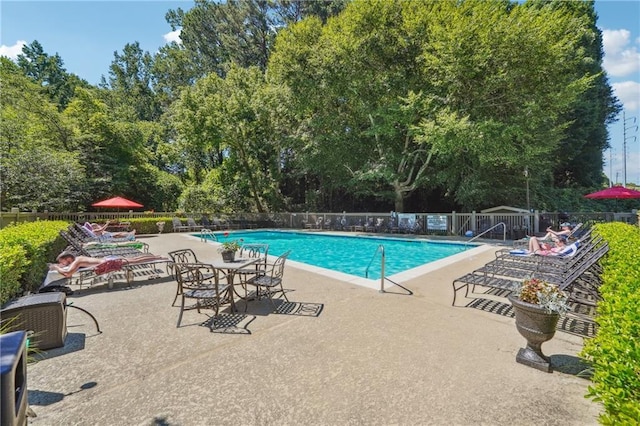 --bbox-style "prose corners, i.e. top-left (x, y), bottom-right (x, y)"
top-left (1, 148), bottom-right (86, 211)
top-left (102, 42), bottom-right (161, 122)
top-left (270, 0), bottom-right (602, 211)
top-left (16, 40), bottom-right (89, 110)
top-left (0, 57), bottom-right (84, 210)
top-left (171, 64), bottom-right (289, 212)
top-left (524, 0), bottom-right (621, 189)
top-left (166, 0), bottom-right (347, 78)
